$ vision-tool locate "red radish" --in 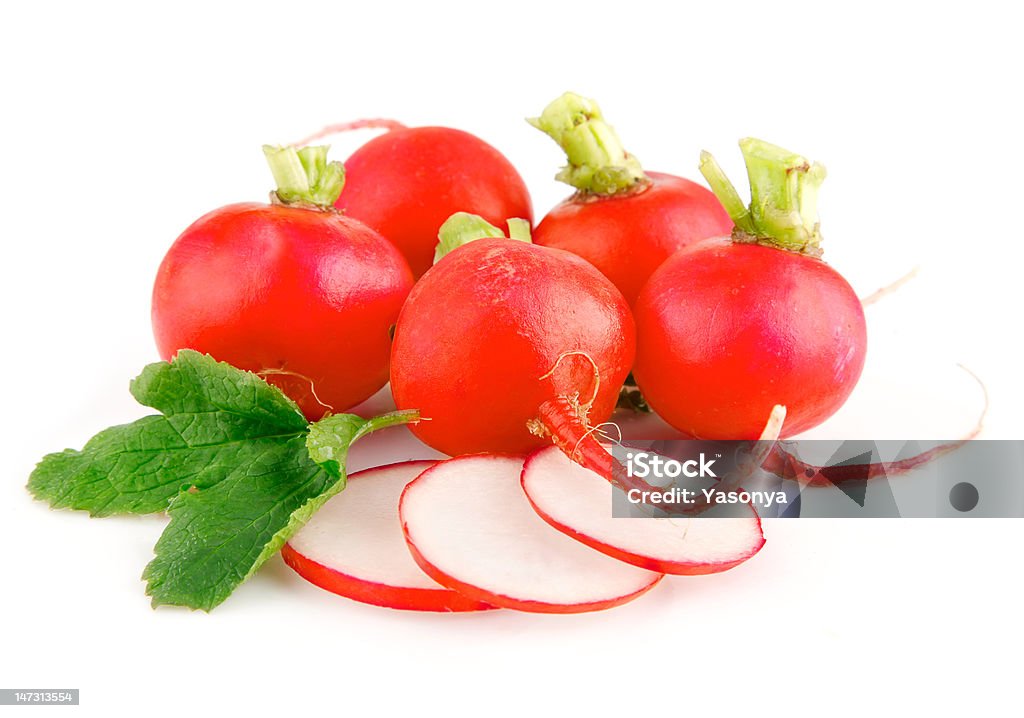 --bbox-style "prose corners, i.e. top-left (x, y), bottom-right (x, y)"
top-left (282, 461), bottom-right (493, 612)
top-left (633, 139), bottom-right (867, 439)
top-left (399, 454), bottom-right (663, 613)
top-left (389, 213), bottom-right (635, 456)
top-left (152, 145), bottom-right (413, 420)
top-left (522, 447), bottom-right (765, 574)
top-left (529, 92), bottom-right (732, 305)
top-left (333, 125), bottom-right (533, 278)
